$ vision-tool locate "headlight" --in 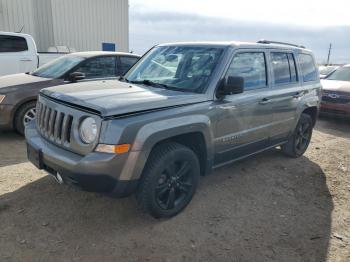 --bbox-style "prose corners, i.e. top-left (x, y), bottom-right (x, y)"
top-left (79, 117), bottom-right (97, 144)
top-left (0, 95), bottom-right (6, 104)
